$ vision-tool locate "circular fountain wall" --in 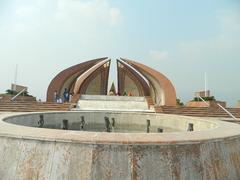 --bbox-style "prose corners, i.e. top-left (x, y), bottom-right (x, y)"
top-left (0, 111), bottom-right (240, 179)
top-left (3, 111), bottom-right (216, 133)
